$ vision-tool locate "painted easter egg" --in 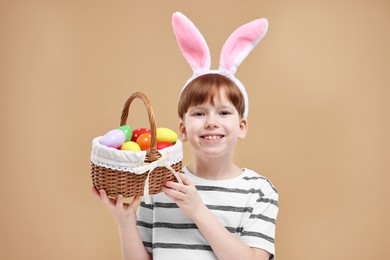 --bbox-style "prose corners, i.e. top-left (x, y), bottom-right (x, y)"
top-left (100, 129), bottom-right (126, 148)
